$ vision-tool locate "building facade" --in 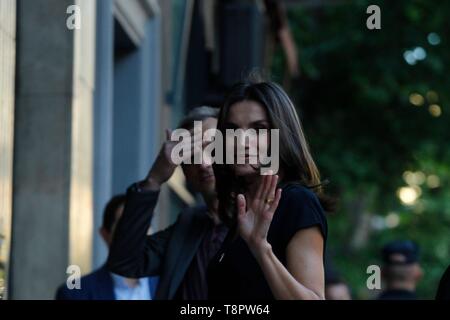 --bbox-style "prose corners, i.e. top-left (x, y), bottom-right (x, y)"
top-left (0, 0), bottom-right (17, 301)
top-left (0, 0), bottom-right (196, 299)
top-left (0, 0), bottom-right (280, 299)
